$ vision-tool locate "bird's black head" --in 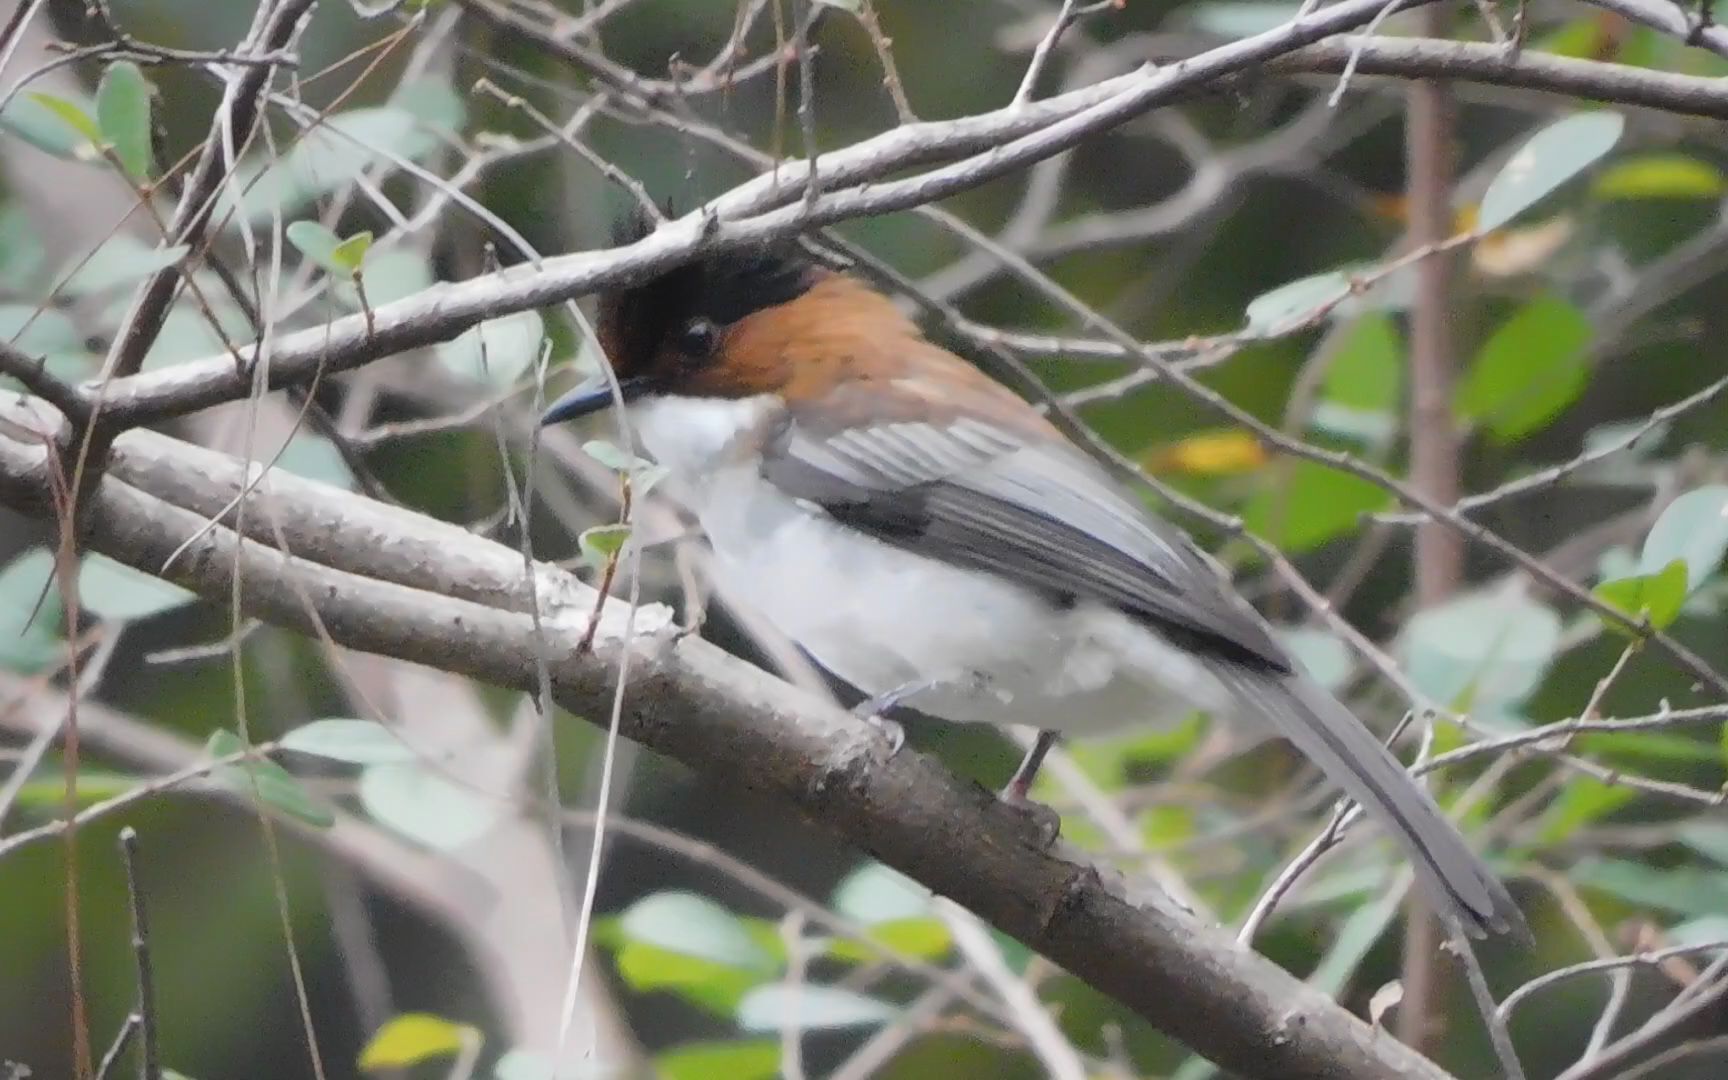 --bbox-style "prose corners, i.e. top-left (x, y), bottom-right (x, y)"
top-left (542, 211), bottom-right (821, 424)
